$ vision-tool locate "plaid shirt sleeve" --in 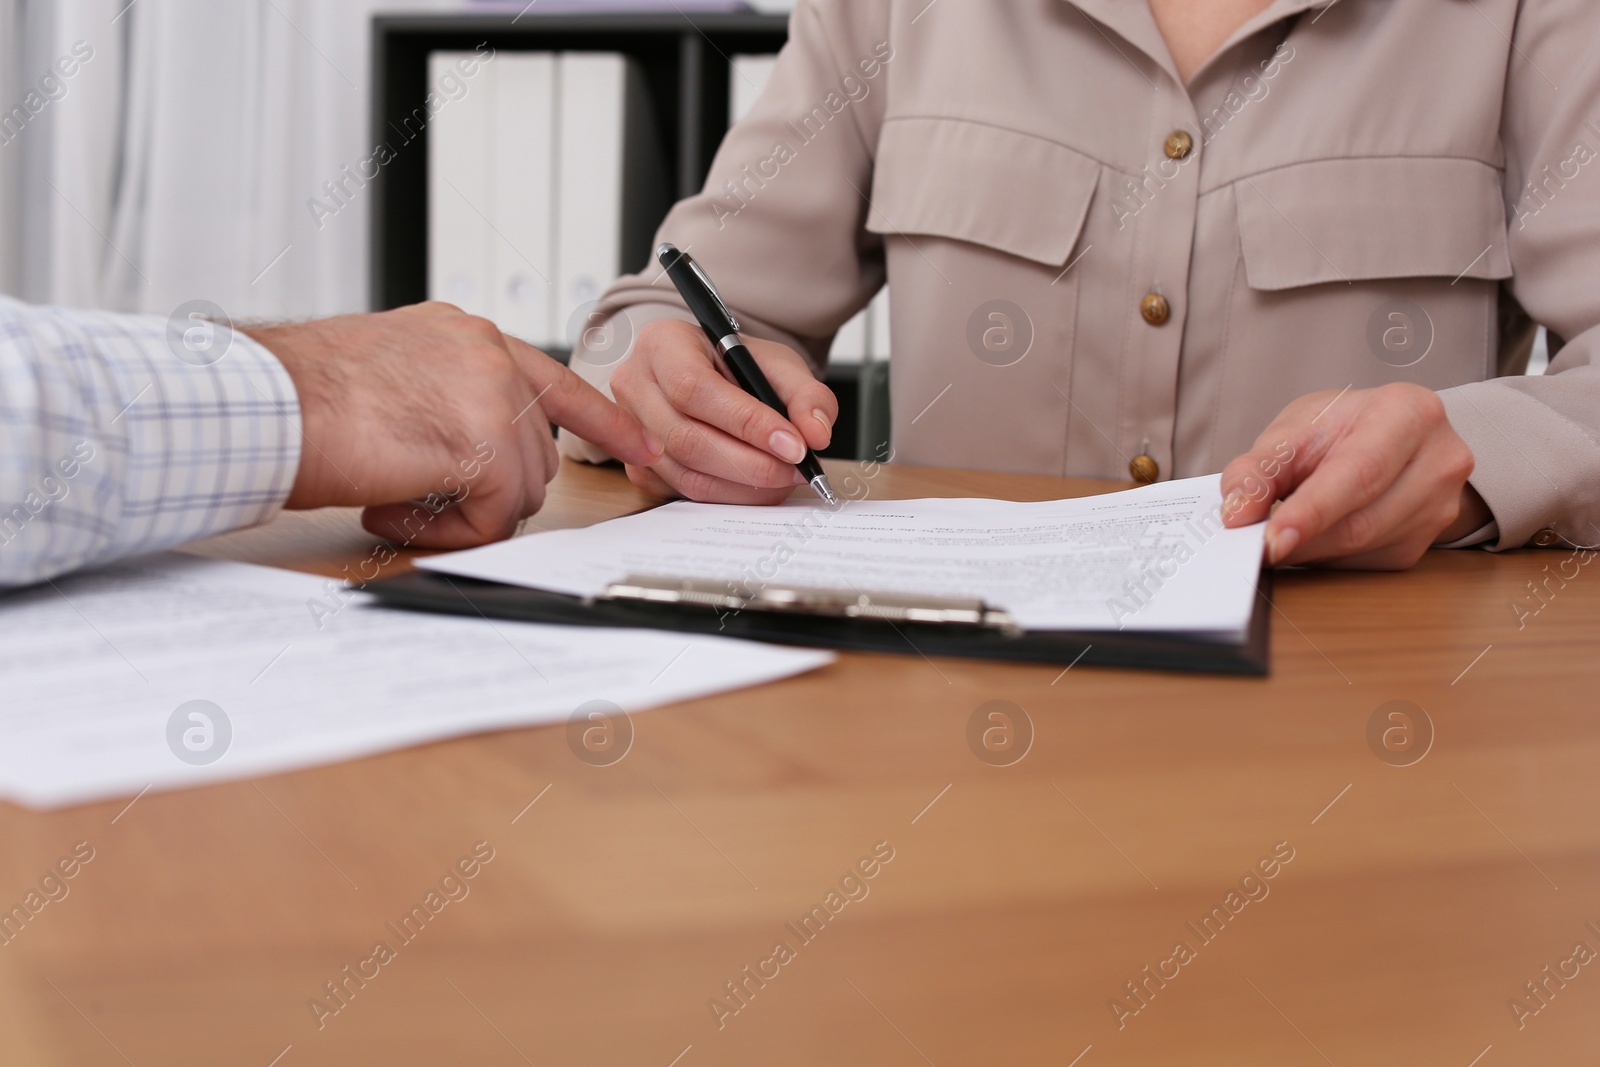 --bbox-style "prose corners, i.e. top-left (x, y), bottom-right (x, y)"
top-left (0, 297), bottom-right (302, 587)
